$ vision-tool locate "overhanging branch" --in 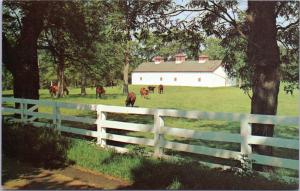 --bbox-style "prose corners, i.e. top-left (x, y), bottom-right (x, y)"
top-left (277, 19), bottom-right (299, 31)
